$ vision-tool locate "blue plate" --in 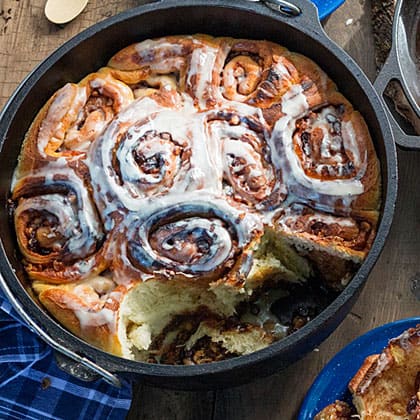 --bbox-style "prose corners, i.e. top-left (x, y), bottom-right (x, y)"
top-left (299, 317), bottom-right (420, 419)
top-left (312, 0), bottom-right (346, 19)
